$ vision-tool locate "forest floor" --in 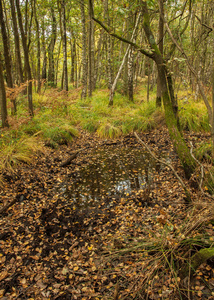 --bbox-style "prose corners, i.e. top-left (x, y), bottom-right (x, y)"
top-left (0, 127), bottom-right (214, 300)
